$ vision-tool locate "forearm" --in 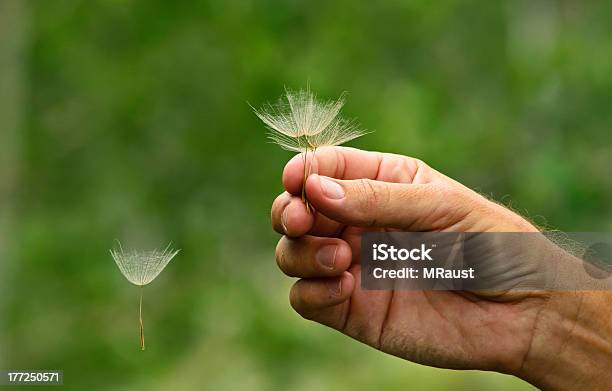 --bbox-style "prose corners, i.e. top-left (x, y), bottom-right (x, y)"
top-left (518, 291), bottom-right (612, 390)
